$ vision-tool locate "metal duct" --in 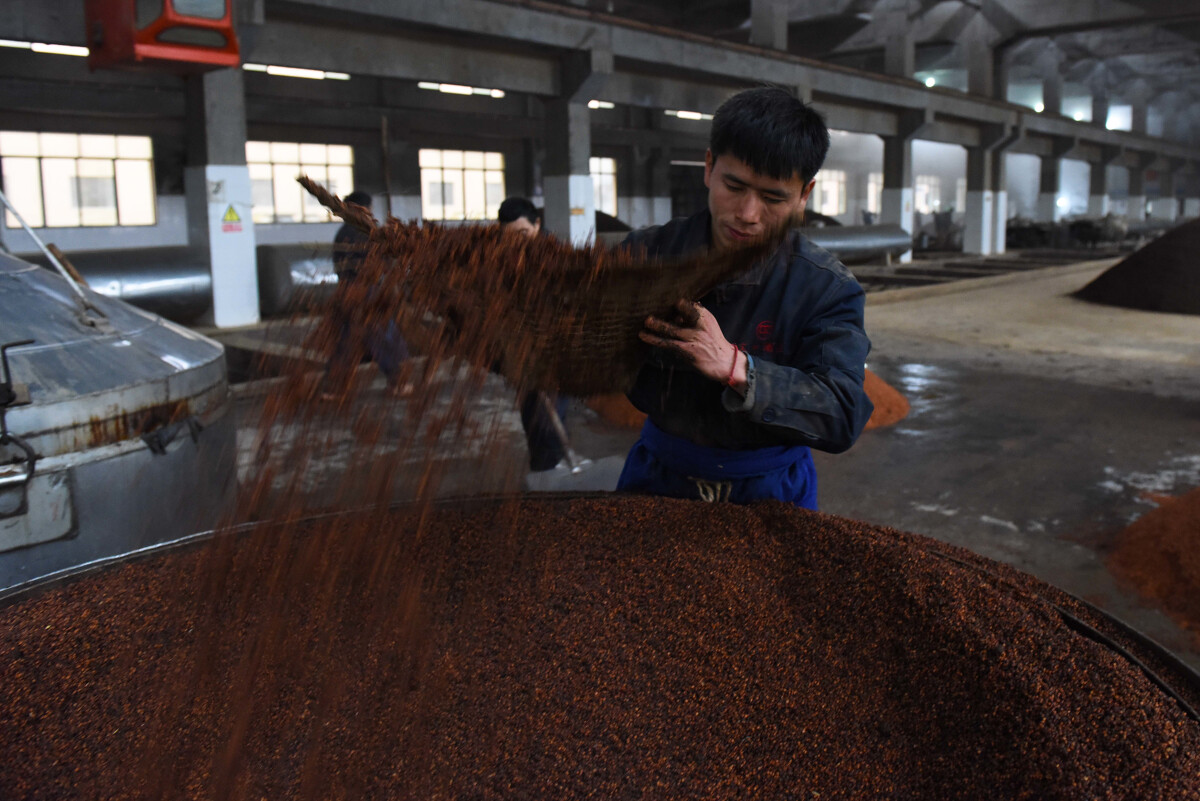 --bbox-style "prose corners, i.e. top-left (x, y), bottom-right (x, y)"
top-left (24, 247), bottom-right (213, 324)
